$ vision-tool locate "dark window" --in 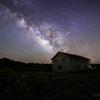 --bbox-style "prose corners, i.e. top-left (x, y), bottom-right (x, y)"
top-left (85, 66), bottom-right (88, 68)
top-left (63, 58), bottom-right (65, 61)
top-left (58, 66), bottom-right (62, 69)
top-left (55, 60), bottom-right (57, 62)
top-left (76, 66), bottom-right (79, 70)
